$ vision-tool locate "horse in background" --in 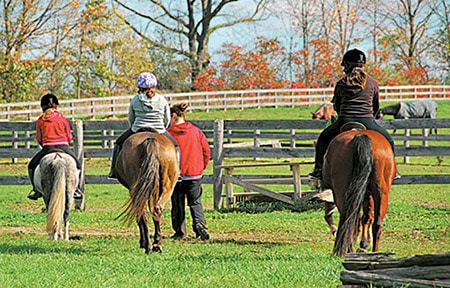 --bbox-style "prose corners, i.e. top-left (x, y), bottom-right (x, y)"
top-left (116, 128), bottom-right (179, 254)
top-left (321, 128), bottom-right (396, 257)
top-left (34, 152), bottom-right (79, 241)
top-left (311, 103), bottom-right (337, 121)
top-left (377, 100), bottom-right (438, 134)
